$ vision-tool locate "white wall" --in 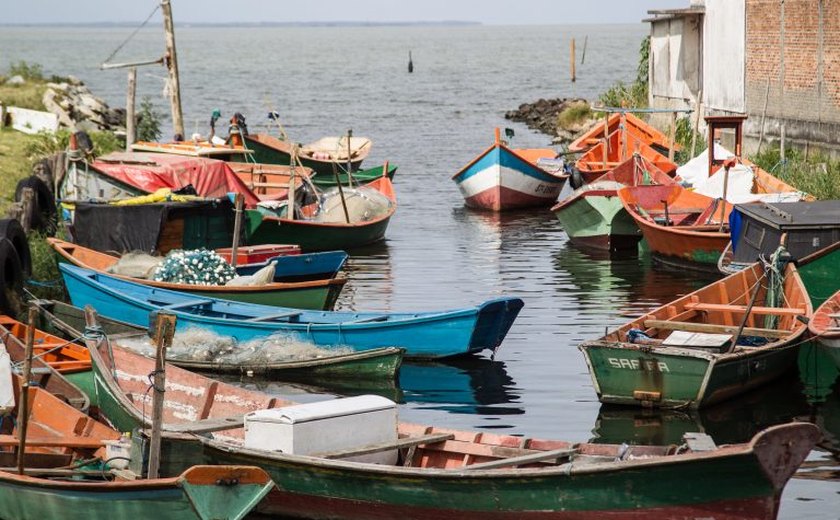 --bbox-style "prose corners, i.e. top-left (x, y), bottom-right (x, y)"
top-left (702, 0), bottom-right (745, 113)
